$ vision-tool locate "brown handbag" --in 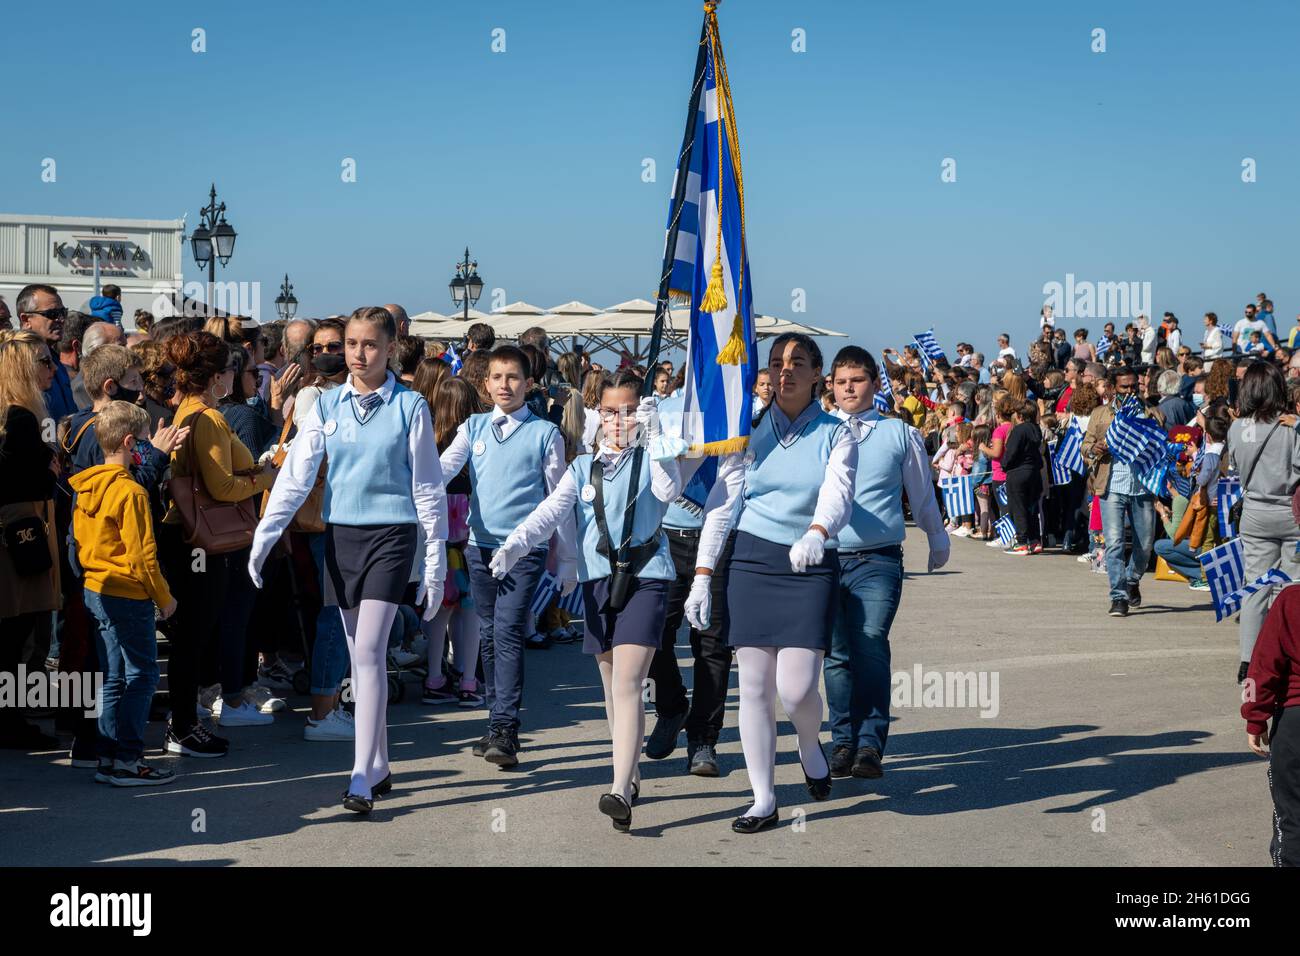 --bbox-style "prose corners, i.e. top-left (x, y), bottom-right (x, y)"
top-left (167, 409), bottom-right (261, 554)
top-left (260, 414), bottom-right (327, 533)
